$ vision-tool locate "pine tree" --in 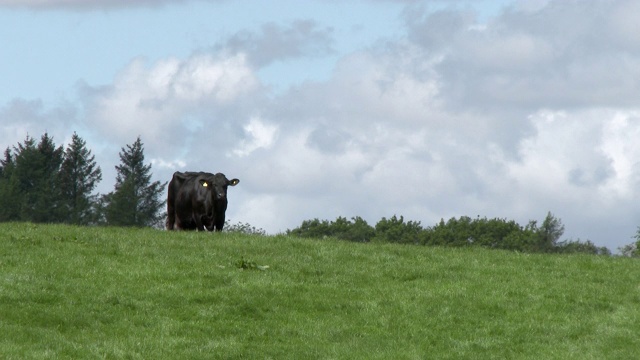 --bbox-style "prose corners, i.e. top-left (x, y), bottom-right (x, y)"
top-left (11, 135), bottom-right (38, 221)
top-left (0, 147), bottom-right (19, 221)
top-left (59, 132), bottom-right (103, 225)
top-left (103, 137), bottom-right (166, 227)
top-left (0, 147), bottom-right (11, 178)
top-left (30, 133), bottom-right (64, 222)
top-left (4, 133), bottom-right (65, 223)
top-left (6, 134), bottom-right (61, 222)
